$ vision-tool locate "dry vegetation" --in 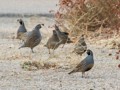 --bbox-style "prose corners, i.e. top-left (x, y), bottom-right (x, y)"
top-left (21, 61), bottom-right (57, 71)
top-left (55, 0), bottom-right (120, 37)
